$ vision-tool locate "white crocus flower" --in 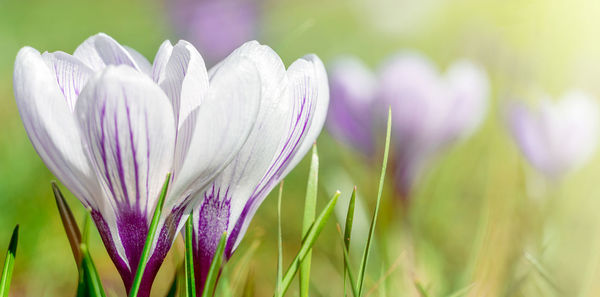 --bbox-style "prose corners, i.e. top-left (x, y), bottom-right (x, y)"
top-left (13, 33), bottom-right (262, 296)
top-left (188, 41), bottom-right (329, 290)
